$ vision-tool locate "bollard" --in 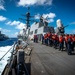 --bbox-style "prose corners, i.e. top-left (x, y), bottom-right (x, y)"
top-left (17, 49), bottom-right (25, 75)
top-left (17, 49), bottom-right (25, 64)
